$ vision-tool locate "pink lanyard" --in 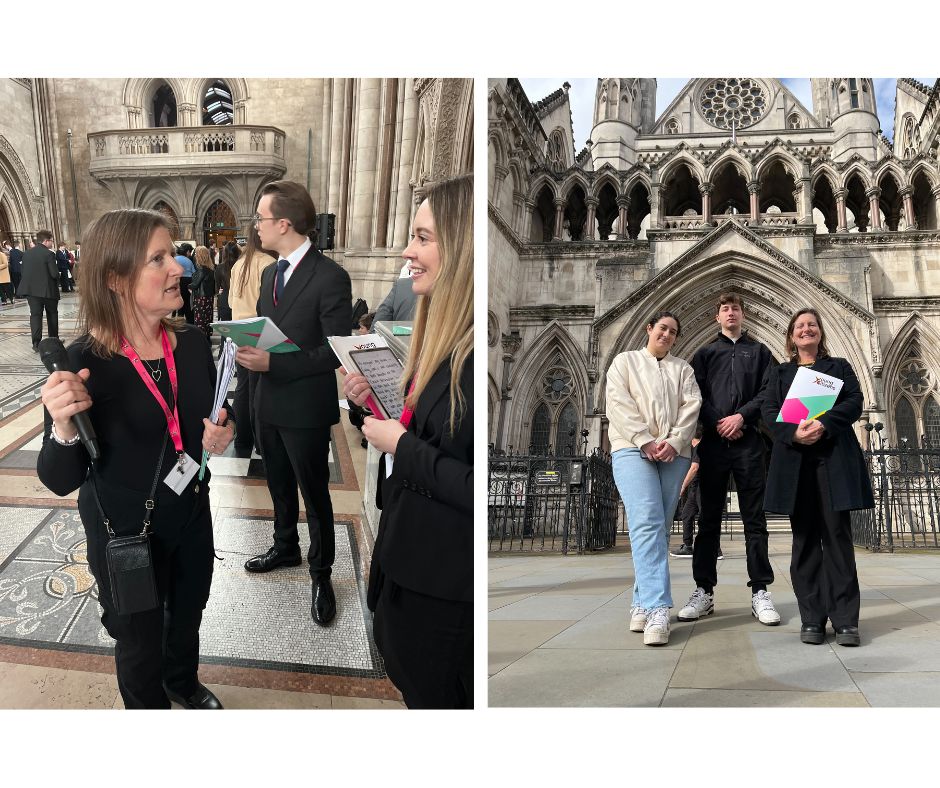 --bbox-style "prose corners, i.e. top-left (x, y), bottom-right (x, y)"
top-left (400, 377), bottom-right (417, 429)
top-left (121, 328), bottom-right (185, 463)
